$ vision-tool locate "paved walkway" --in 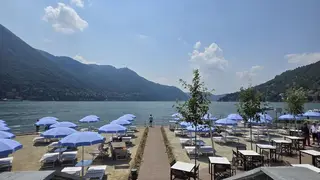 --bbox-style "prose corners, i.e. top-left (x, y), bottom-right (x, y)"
top-left (139, 126), bottom-right (170, 180)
